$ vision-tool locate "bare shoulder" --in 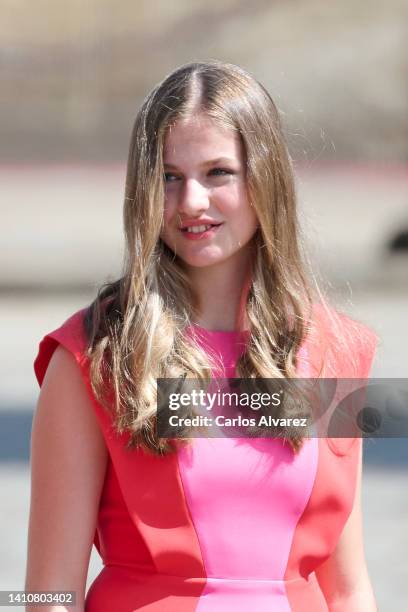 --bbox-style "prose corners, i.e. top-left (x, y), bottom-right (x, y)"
top-left (26, 344), bottom-right (108, 602)
top-left (33, 344), bottom-right (108, 462)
